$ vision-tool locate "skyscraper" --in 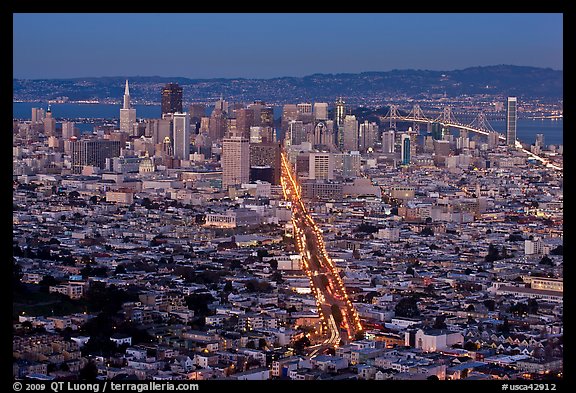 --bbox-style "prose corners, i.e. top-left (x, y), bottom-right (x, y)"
top-left (281, 104), bottom-right (299, 142)
top-left (335, 97), bottom-right (345, 127)
top-left (61, 121), bottom-right (76, 140)
top-left (401, 133), bottom-right (411, 165)
top-left (382, 130), bottom-right (395, 153)
top-left (309, 152), bottom-right (334, 180)
top-left (313, 103), bottom-right (328, 121)
top-left (161, 83), bottom-right (183, 116)
top-left (506, 97), bottom-right (517, 146)
top-left (235, 108), bottom-right (255, 139)
top-left (250, 142), bottom-right (281, 185)
top-left (209, 108), bottom-right (227, 140)
top-left (71, 139), bottom-right (122, 174)
top-left (359, 121), bottom-right (378, 152)
top-left (31, 107), bottom-right (45, 123)
top-left (120, 80), bottom-right (136, 134)
top-left (335, 98), bottom-right (346, 148)
top-left (343, 115), bottom-right (359, 151)
top-left (173, 112), bottom-right (190, 160)
top-left (222, 136), bottom-right (250, 188)
top-left (43, 105), bottom-right (56, 136)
